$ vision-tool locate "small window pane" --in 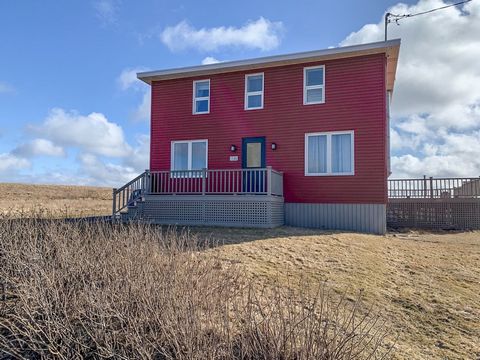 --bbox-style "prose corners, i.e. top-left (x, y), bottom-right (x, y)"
top-left (308, 135), bottom-right (327, 173)
top-left (332, 134), bottom-right (352, 173)
top-left (173, 143), bottom-right (188, 170)
top-left (246, 142), bottom-right (262, 168)
top-left (247, 75), bottom-right (263, 92)
top-left (247, 94), bottom-right (262, 109)
top-left (195, 99), bottom-right (209, 113)
top-left (306, 67), bottom-right (324, 86)
top-left (306, 88), bottom-right (323, 103)
top-left (192, 142), bottom-right (207, 169)
top-left (195, 81), bottom-right (209, 98)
